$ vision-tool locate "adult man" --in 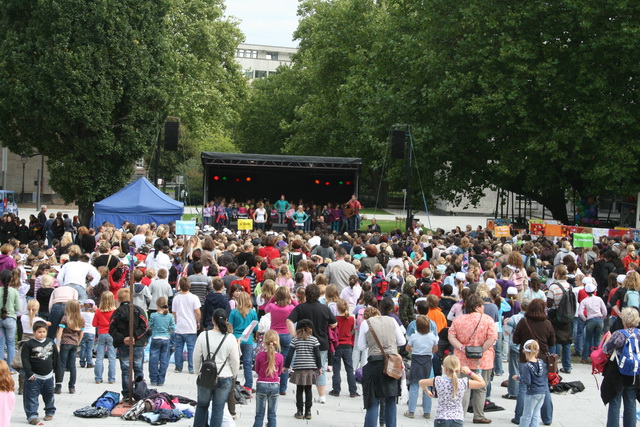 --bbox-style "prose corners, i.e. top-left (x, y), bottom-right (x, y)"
top-left (187, 261), bottom-right (213, 306)
top-left (172, 277), bottom-right (201, 374)
top-left (92, 242), bottom-right (119, 270)
top-left (57, 253), bottom-right (100, 301)
top-left (367, 218), bottom-right (381, 234)
top-left (448, 294), bottom-right (498, 424)
top-left (44, 213), bottom-right (55, 247)
top-left (546, 265), bottom-right (575, 374)
top-left (109, 288), bottom-right (149, 399)
top-left (37, 205), bottom-right (47, 239)
top-left (345, 195), bottom-right (362, 232)
top-left (323, 247), bottom-right (357, 293)
top-left (129, 225), bottom-right (147, 249)
top-left (287, 284), bottom-right (337, 404)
